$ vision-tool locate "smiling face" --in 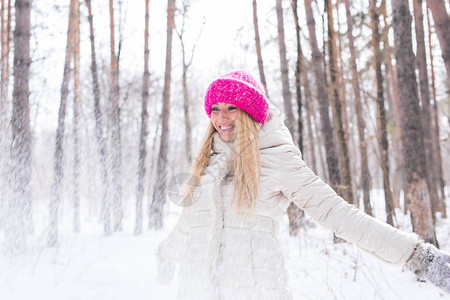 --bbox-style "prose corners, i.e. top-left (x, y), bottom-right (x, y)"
top-left (210, 102), bottom-right (239, 142)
